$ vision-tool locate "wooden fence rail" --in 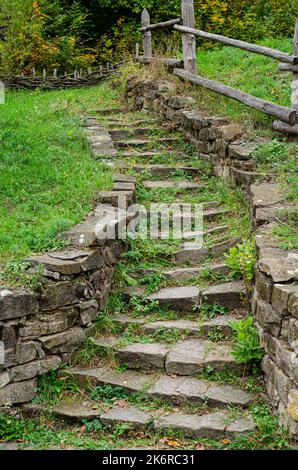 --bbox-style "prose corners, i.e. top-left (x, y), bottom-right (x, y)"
top-left (137, 1), bottom-right (298, 134)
